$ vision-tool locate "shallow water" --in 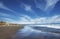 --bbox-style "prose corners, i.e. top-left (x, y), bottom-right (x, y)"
top-left (13, 25), bottom-right (60, 39)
